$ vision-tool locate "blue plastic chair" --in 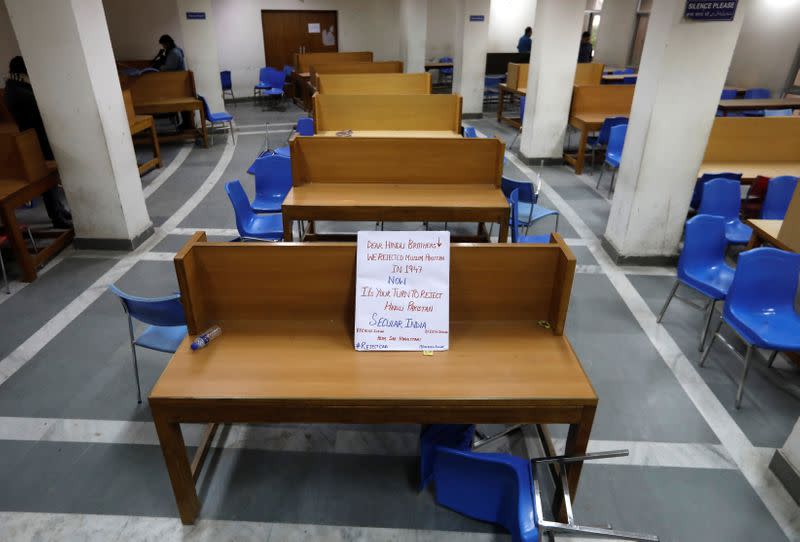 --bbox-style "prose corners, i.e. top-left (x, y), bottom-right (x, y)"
top-left (418, 424), bottom-right (475, 490)
top-left (225, 180), bottom-right (284, 241)
top-left (253, 67), bottom-right (272, 98)
top-left (701, 248), bottom-right (800, 408)
top-left (109, 285), bottom-right (187, 404)
top-left (696, 178), bottom-right (752, 244)
top-left (283, 65), bottom-right (294, 76)
top-left (438, 56), bottom-right (453, 83)
top-left (296, 117), bottom-right (314, 136)
top-left (502, 177), bottom-right (559, 234)
top-left (262, 69), bottom-right (287, 108)
top-left (508, 189), bottom-right (552, 244)
top-left (690, 172), bottom-right (742, 210)
top-left (251, 153), bottom-right (293, 213)
top-left (198, 95), bottom-right (234, 146)
top-left (463, 126), bottom-right (477, 138)
top-left (761, 176), bottom-right (799, 219)
top-left (484, 75), bottom-right (504, 103)
top-left (657, 215), bottom-right (735, 351)
top-left (596, 123), bottom-right (627, 193)
top-left (586, 116), bottom-right (628, 174)
top-left (764, 109), bottom-right (794, 117)
top-left (741, 87), bottom-right (770, 116)
top-left (720, 89), bottom-right (738, 100)
top-left (220, 70), bottom-right (234, 103)
top-left (613, 68), bottom-right (635, 75)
